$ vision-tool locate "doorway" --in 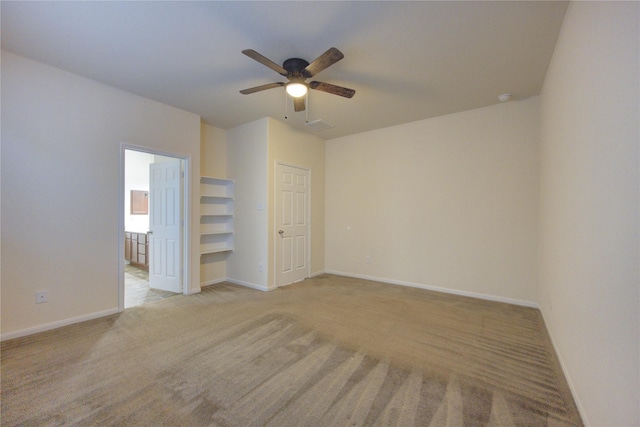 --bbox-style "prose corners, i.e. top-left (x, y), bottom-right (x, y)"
top-left (119, 146), bottom-right (189, 310)
top-left (275, 162), bottom-right (311, 287)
